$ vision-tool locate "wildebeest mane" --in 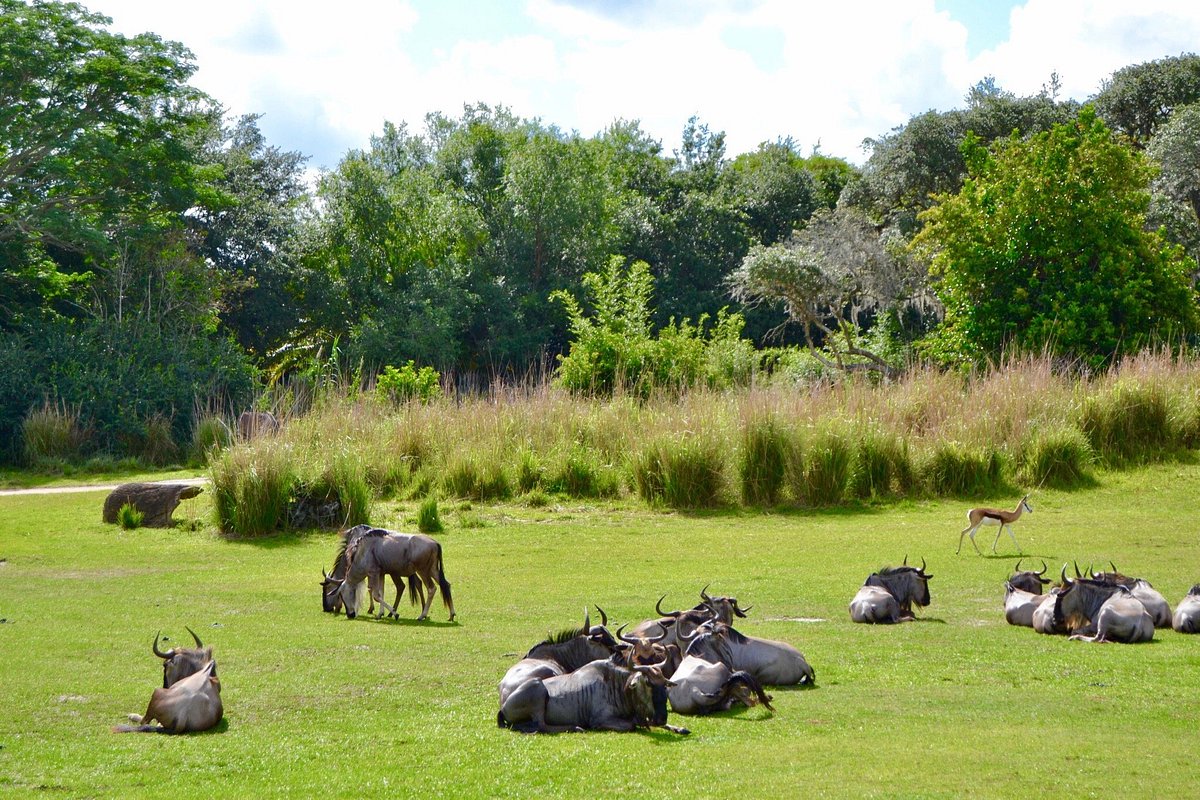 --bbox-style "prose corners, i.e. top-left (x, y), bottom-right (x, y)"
top-left (1054, 579), bottom-right (1125, 630)
top-left (533, 625), bottom-right (588, 650)
top-left (1189, 583), bottom-right (1200, 597)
